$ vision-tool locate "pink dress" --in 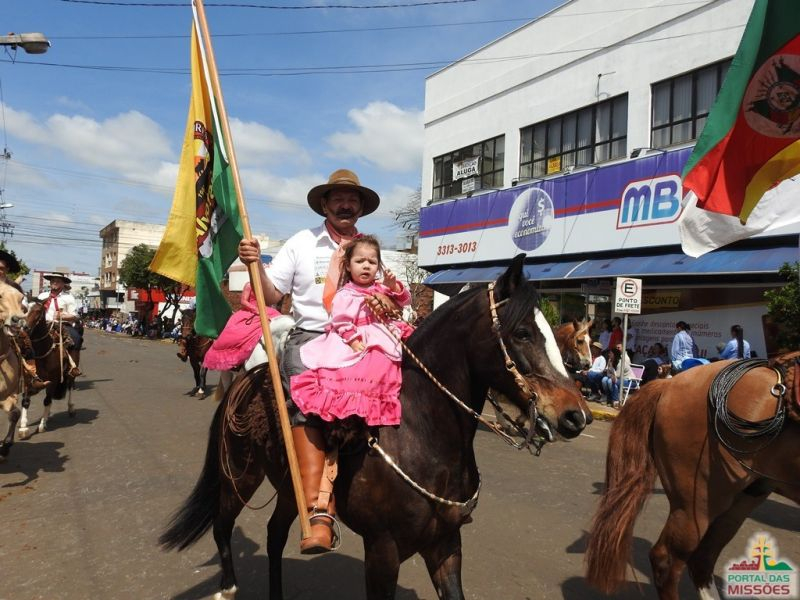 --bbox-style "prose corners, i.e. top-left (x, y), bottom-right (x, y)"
top-left (290, 281), bottom-right (413, 426)
top-left (202, 283), bottom-right (282, 371)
